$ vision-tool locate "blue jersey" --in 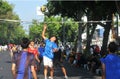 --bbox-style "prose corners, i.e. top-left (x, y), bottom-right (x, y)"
top-left (38, 46), bottom-right (44, 58)
top-left (100, 54), bottom-right (120, 79)
top-left (43, 39), bottom-right (57, 59)
top-left (12, 51), bottom-right (36, 79)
